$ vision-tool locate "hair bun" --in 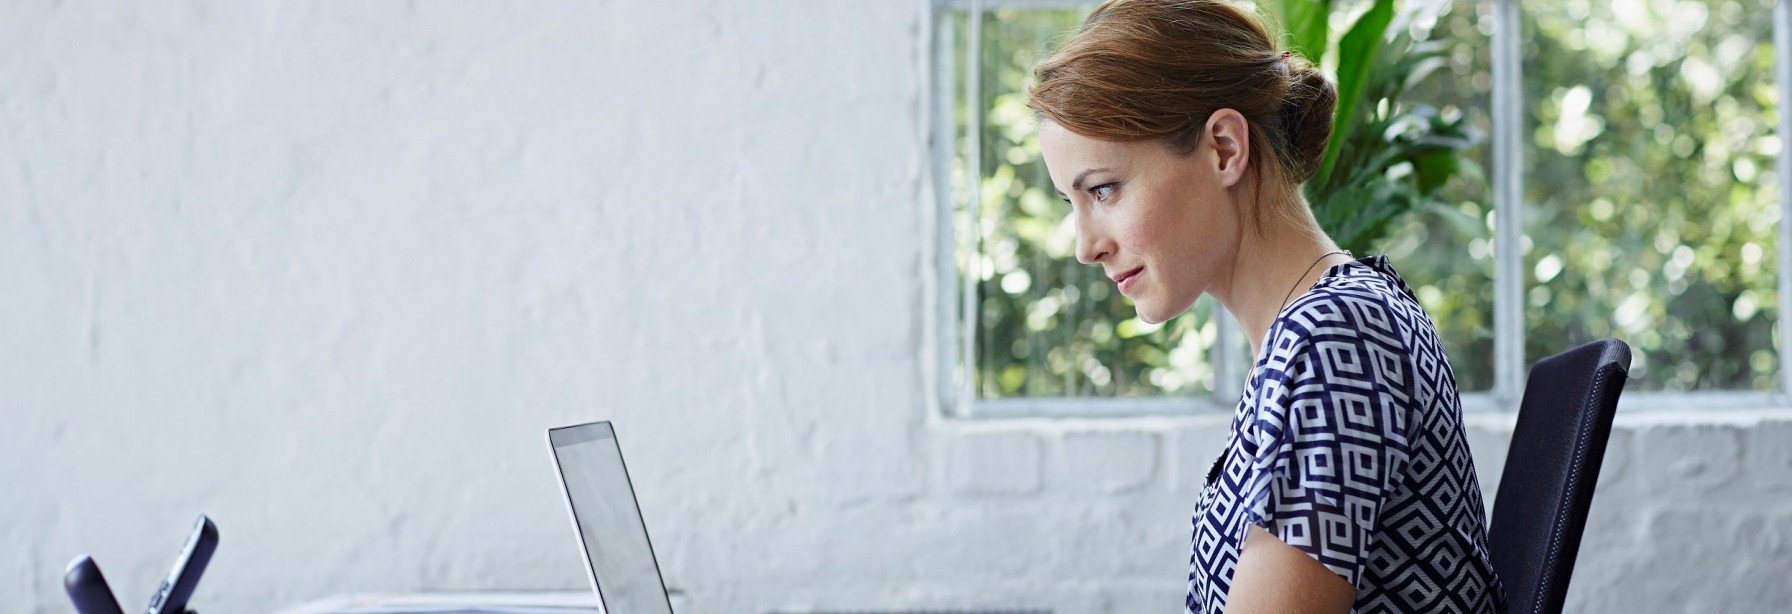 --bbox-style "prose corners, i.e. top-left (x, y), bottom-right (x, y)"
top-left (1277, 57), bottom-right (1338, 184)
